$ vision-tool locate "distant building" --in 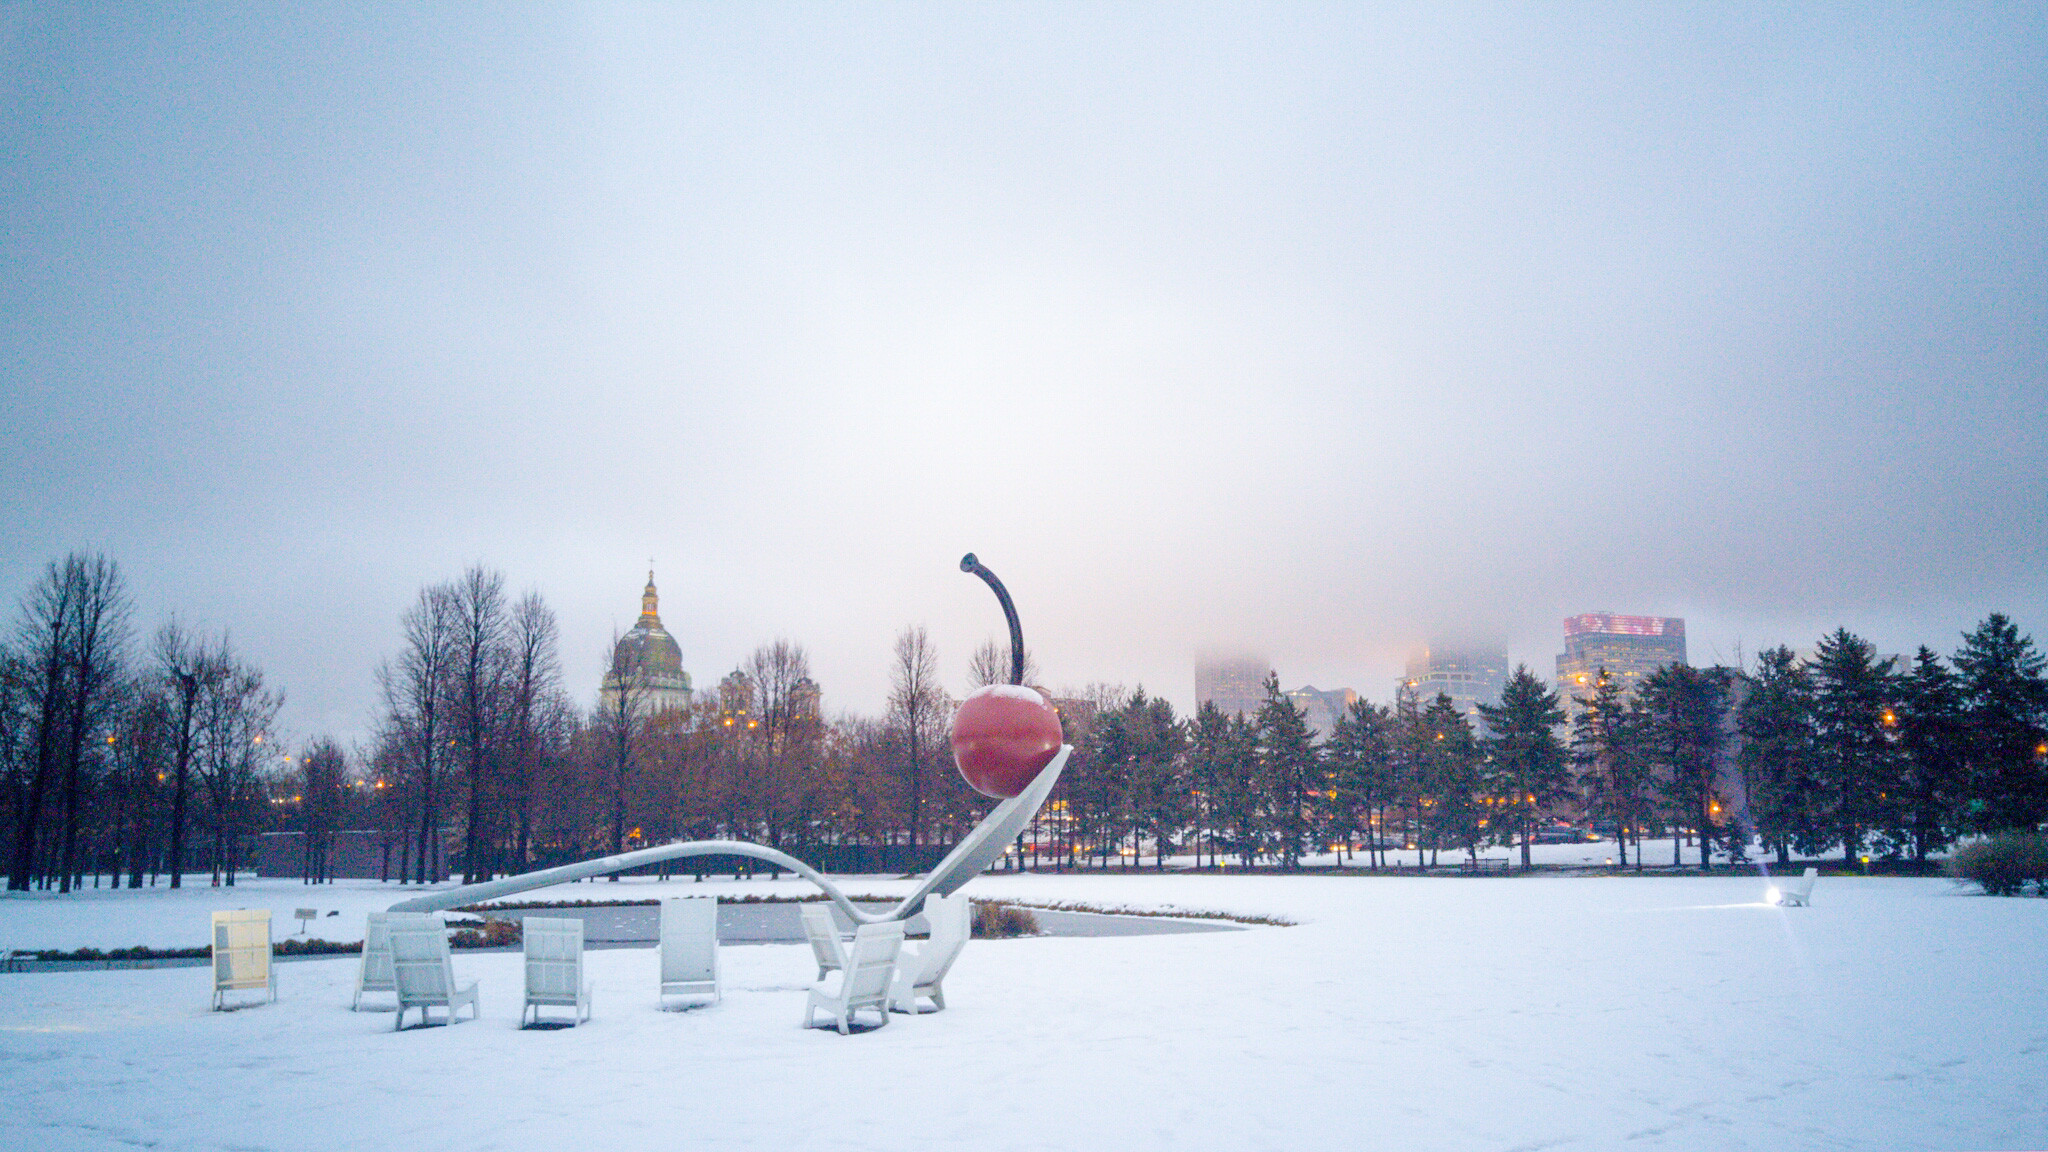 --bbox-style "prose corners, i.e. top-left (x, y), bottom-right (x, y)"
top-left (1285, 685), bottom-right (1359, 741)
top-left (1398, 641), bottom-right (1509, 733)
top-left (1195, 655), bottom-right (1271, 718)
top-left (599, 571), bottom-right (694, 718)
top-left (1554, 613), bottom-right (1686, 713)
